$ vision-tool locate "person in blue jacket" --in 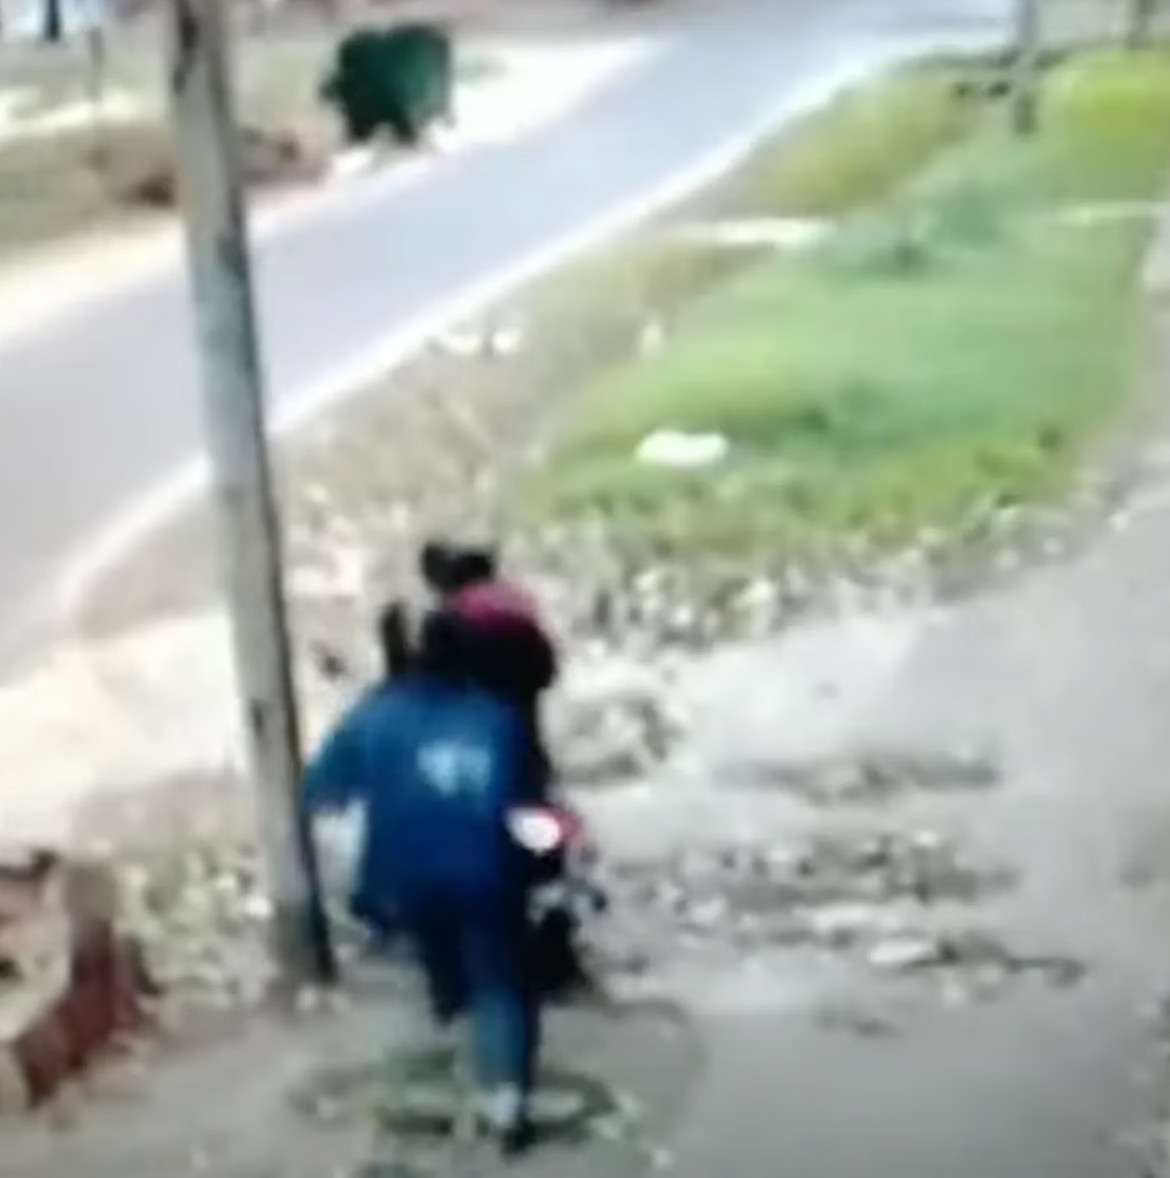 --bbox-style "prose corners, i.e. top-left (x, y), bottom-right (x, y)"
top-left (303, 611), bottom-right (543, 1152)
